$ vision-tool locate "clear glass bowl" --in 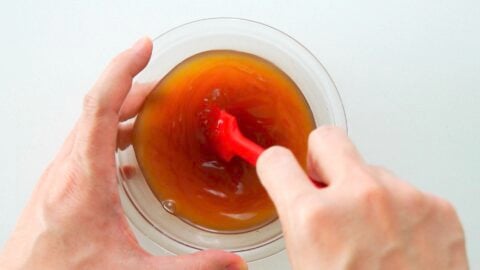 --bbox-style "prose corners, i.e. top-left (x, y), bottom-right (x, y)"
top-left (117, 17), bottom-right (347, 262)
